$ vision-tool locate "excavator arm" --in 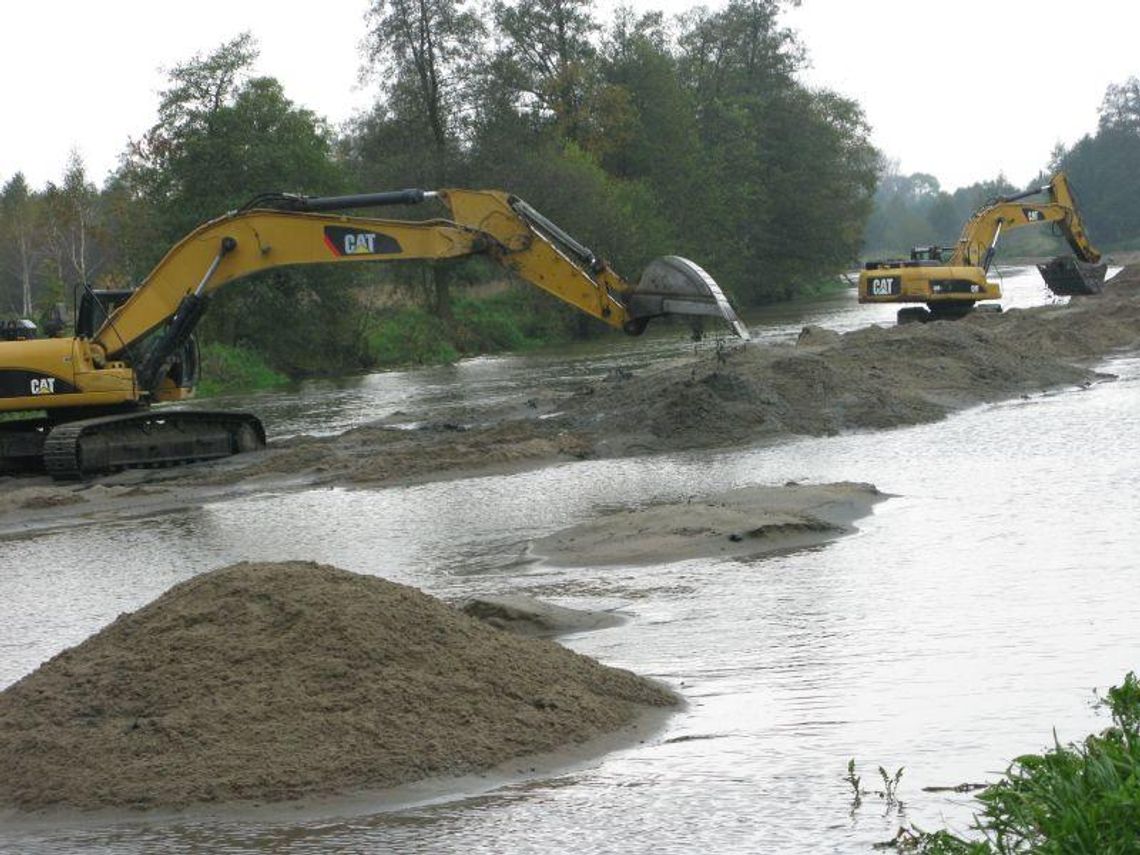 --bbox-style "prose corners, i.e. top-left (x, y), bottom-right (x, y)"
top-left (91, 188), bottom-right (747, 396)
top-left (0, 187), bottom-right (748, 477)
top-left (950, 173), bottom-right (1102, 272)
